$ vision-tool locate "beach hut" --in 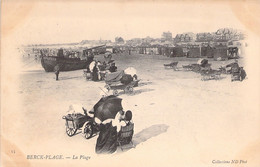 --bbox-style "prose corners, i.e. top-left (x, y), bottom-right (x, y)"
top-left (213, 46), bottom-right (228, 60)
top-left (158, 47), bottom-right (163, 55)
top-left (159, 46), bottom-right (170, 56)
top-left (227, 40), bottom-right (247, 58)
top-left (187, 45), bottom-right (201, 58)
top-left (201, 45), bottom-right (214, 58)
top-left (171, 47), bottom-right (184, 57)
